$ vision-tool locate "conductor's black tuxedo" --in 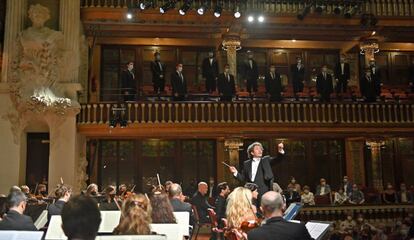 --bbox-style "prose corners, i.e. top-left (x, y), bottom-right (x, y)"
top-left (247, 217), bottom-right (313, 240)
top-left (234, 154), bottom-right (284, 198)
